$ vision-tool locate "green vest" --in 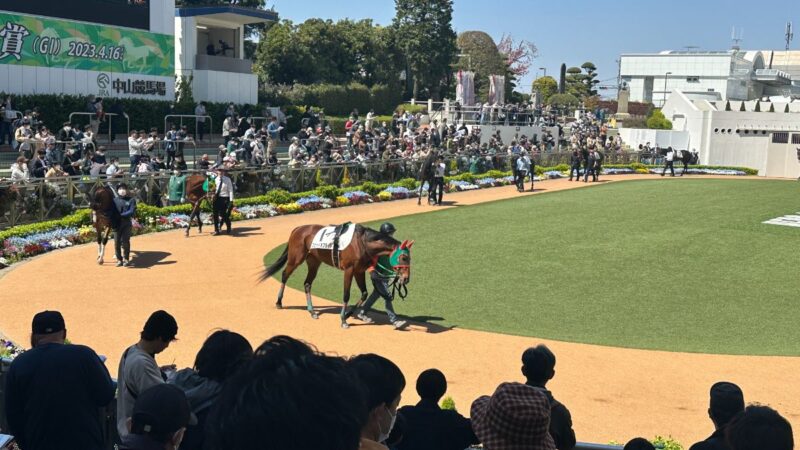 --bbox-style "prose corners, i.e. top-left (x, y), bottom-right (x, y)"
top-left (168, 175), bottom-right (186, 202)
